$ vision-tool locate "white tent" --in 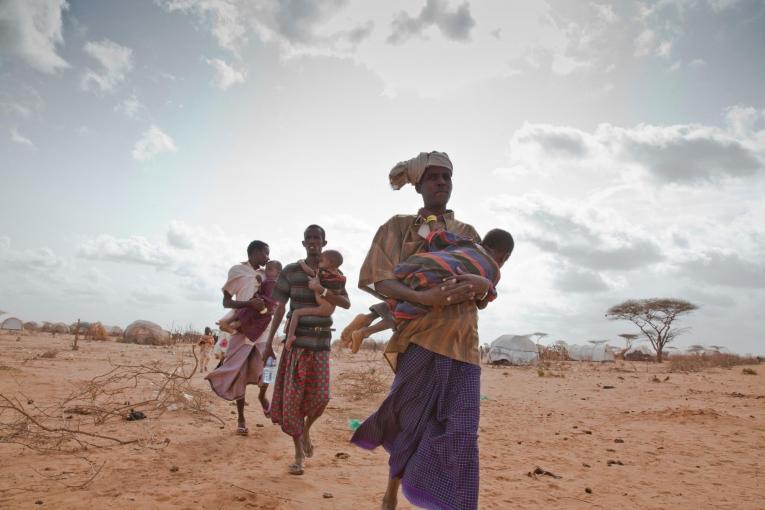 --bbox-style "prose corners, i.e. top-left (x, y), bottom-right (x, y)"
top-left (487, 335), bottom-right (539, 365)
top-left (567, 343), bottom-right (615, 362)
top-left (0, 317), bottom-right (23, 331)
